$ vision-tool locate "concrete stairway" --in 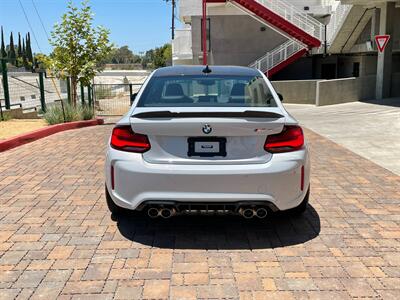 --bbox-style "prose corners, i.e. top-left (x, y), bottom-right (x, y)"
top-left (328, 5), bottom-right (374, 53)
